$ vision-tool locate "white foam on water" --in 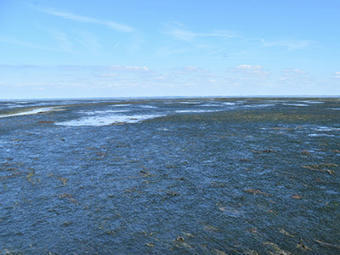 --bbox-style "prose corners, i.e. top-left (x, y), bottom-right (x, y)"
top-left (139, 105), bottom-right (157, 109)
top-left (0, 103), bottom-right (21, 109)
top-left (266, 100), bottom-right (288, 103)
top-left (0, 107), bottom-right (63, 118)
top-left (235, 100), bottom-right (247, 104)
top-left (176, 109), bottom-right (220, 113)
top-left (80, 109), bottom-right (129, 115)
top-left (201, 103), bottom-right (219, 107)
top-left (283, 103), bottom-right (308, 107)
top-left (307, 126), bottom-right (340, 137)
top-left (242, 104), bottom-right (275, 108)
top-left (28, 102), bottom-right (53, 106)
top-left (201, 102), bottom-right (236, 107)
top-left (312, 126), bottom-right (340, 132)
top-left (178, 101), bottom-right (201, 104)
top-left (308, 133), bottom-right (335, 137)
top-left (0, 139), bottom-right (9, 148)
top-left (112, 104), bottom-right (131, 107)
top-left (55, 113), bottom-right (165, 126)
top-left (300, 100), bottom-right (324, 104)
